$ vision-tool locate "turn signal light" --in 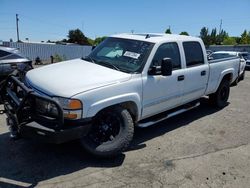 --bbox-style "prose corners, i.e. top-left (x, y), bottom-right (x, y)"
top-left (68, 99), bottom-right (82, 109)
